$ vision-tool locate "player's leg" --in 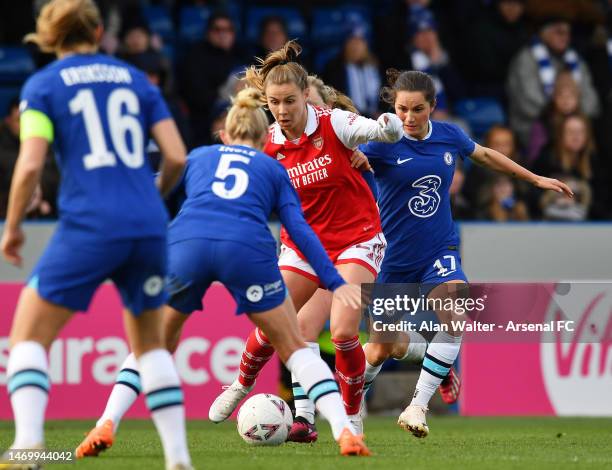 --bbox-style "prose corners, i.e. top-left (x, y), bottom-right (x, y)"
top-left (89, 305), bottom-right (189, 439)
top-left (6, 288), bottom-right (73, 450)
top-left (329, 262), bottom-right (374, 433)
top-left (209, 244), bottom-right (319, 422)
top-left (238, 268), bottom-right (318, 388)
top-left (79, 238), bottom-right (207, 462)
top-left (120, 238), bottom-right (190, 469)
top-left (399, 277), bottom-right (466, 438)
top-left (288, 288), bottom-right (332, 442)
top-left (247, 296), bottom-right (370, 456)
